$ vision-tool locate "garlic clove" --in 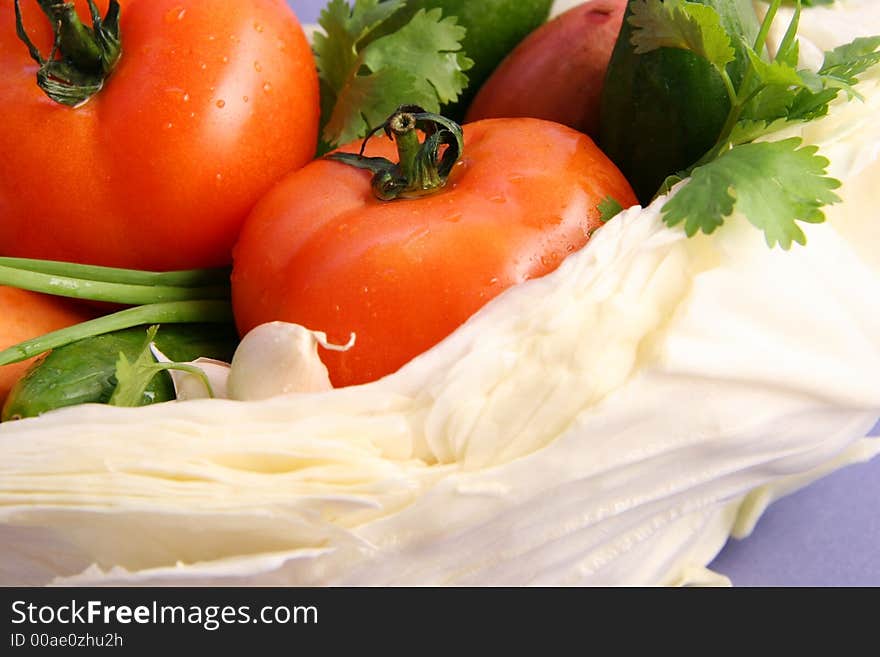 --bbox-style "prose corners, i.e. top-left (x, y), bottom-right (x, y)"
top-left (149, 344), bottom-right (231, 400)
top-left (227, 322), bottom-right (355, 401)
